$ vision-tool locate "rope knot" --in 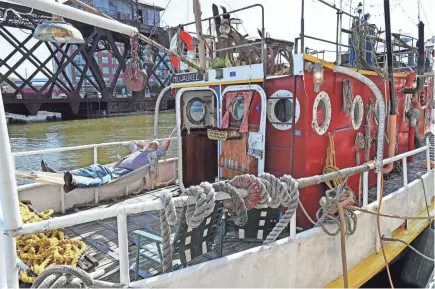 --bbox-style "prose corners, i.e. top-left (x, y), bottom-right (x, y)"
top-left (159, 190), bottom-right (178, 226)
top-left (315, 182), bottom-right (357, 236)
top-left (183, 182), bottom-right (216, 228)
top-left (262, 174), bottom-right (300, 244)
top-left (213, 182), bottom-right (248, 226)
